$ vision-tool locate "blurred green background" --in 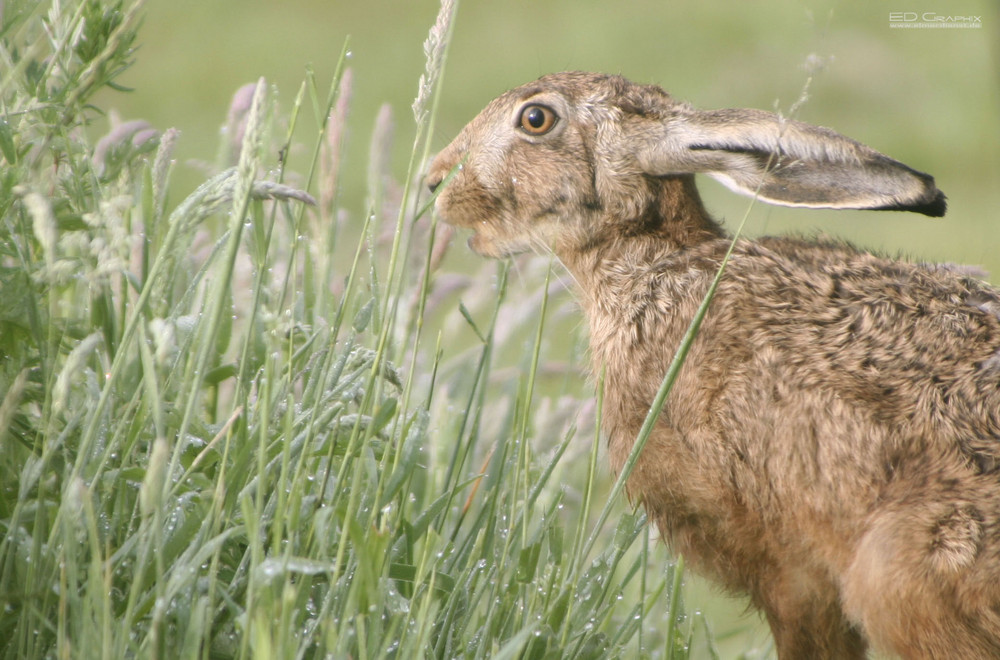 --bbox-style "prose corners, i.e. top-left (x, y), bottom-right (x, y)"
top-left (94, 0), bottom-right (999, 653)
top-left (99, 0), bottom-right (1000, 273)
top-left (98, 0), bottom-right (1000, 272)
